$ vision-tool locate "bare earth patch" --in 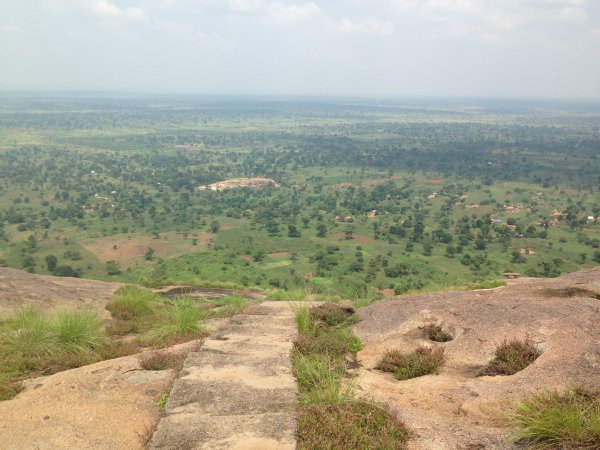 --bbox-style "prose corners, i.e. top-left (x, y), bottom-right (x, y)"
top-left (197, 177), bottom-right (279, 191)
top-left (422, 178), bottom-right (445, 185)
top-left (268, 252), bottom-right (291, 259)
top-left (518, 247), bottom-right (536, 255)
top-left (82, 232), bottom-right (211, 264)
top-left (352, 268), bottom-right (600, 449)
top-left (334, 232), bottom-right (374, 244)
